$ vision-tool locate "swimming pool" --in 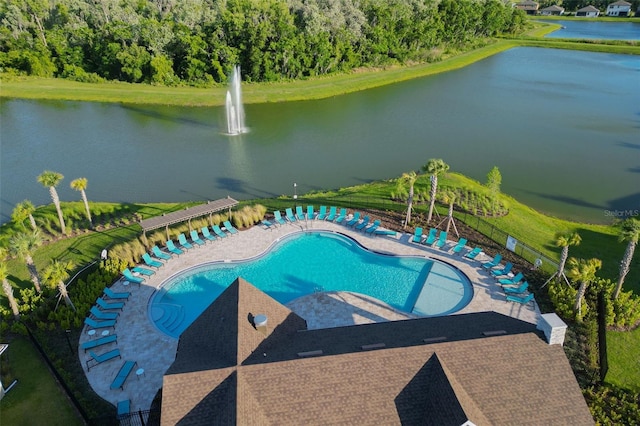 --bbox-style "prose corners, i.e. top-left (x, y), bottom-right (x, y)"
top-left (149, 231), bottom-right (473, 338)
